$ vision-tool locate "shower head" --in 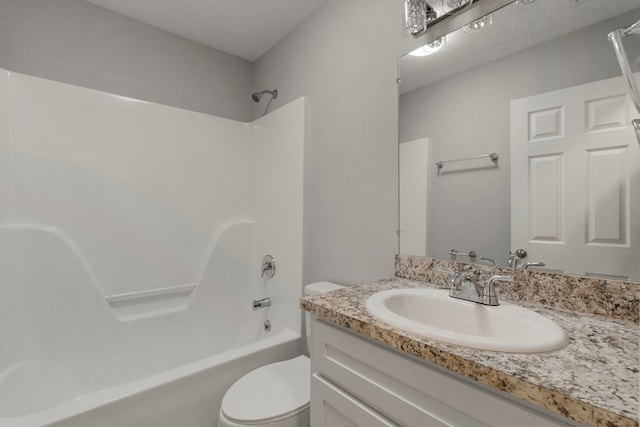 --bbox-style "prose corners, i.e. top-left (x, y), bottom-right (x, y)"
top-left (251, 89), bottom-right (278, 103)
